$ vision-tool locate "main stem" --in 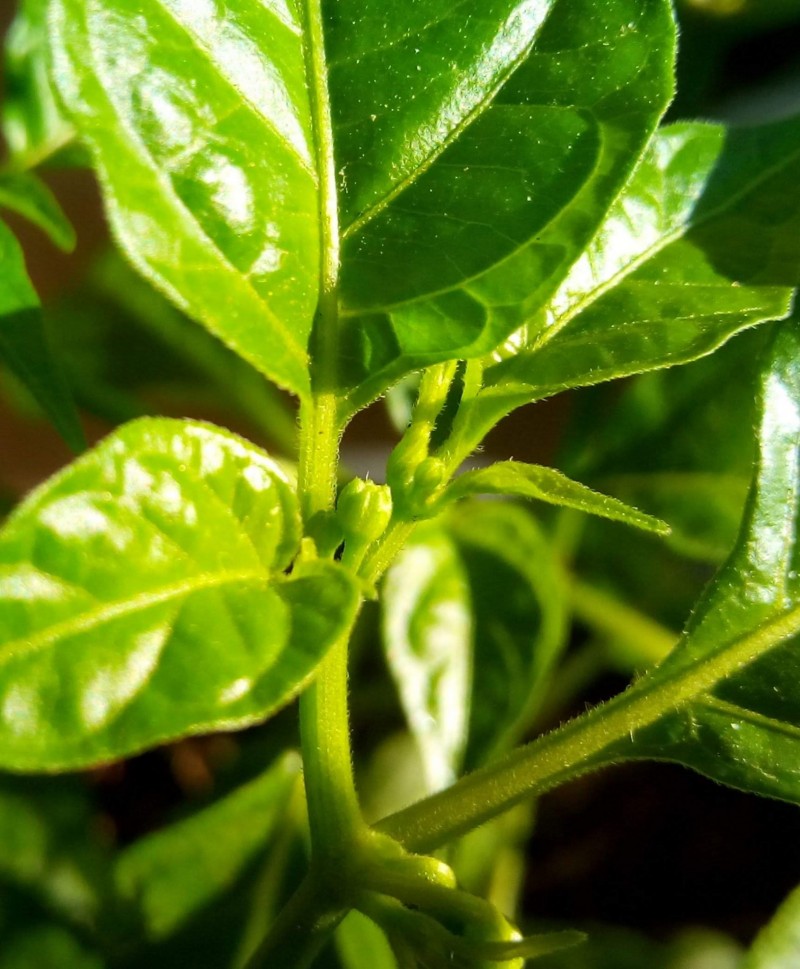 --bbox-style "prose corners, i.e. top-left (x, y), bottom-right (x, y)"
top-left (297, 0), bottom-right (364, 861)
